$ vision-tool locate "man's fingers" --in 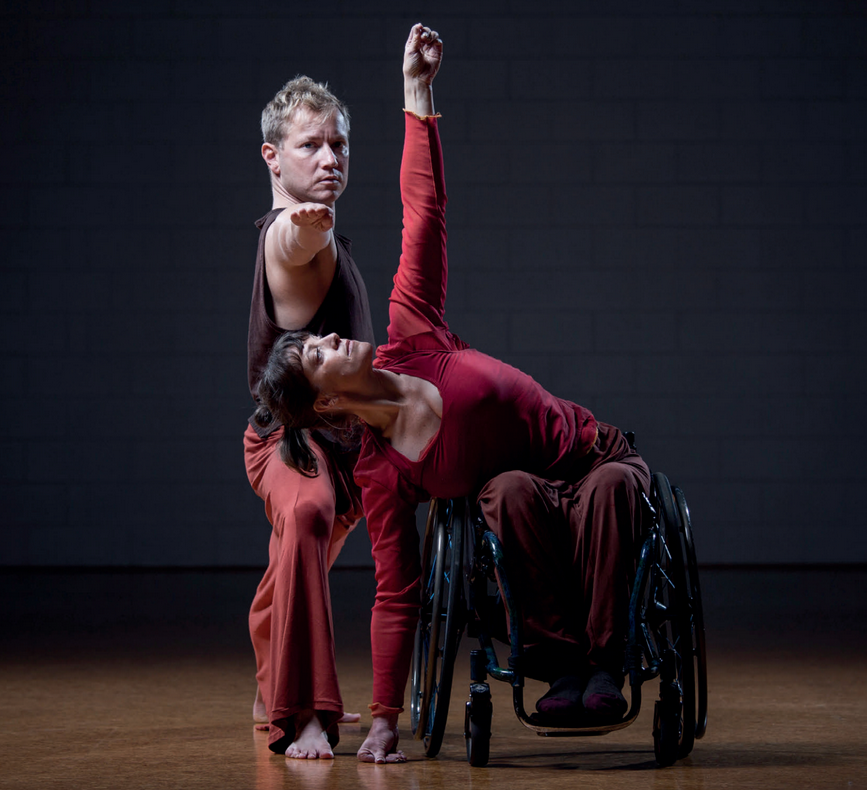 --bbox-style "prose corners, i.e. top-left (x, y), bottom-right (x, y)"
top-left (298, 206), bottom-right (330, 218)
top-left (290, 204), bottom-right (334, 228)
